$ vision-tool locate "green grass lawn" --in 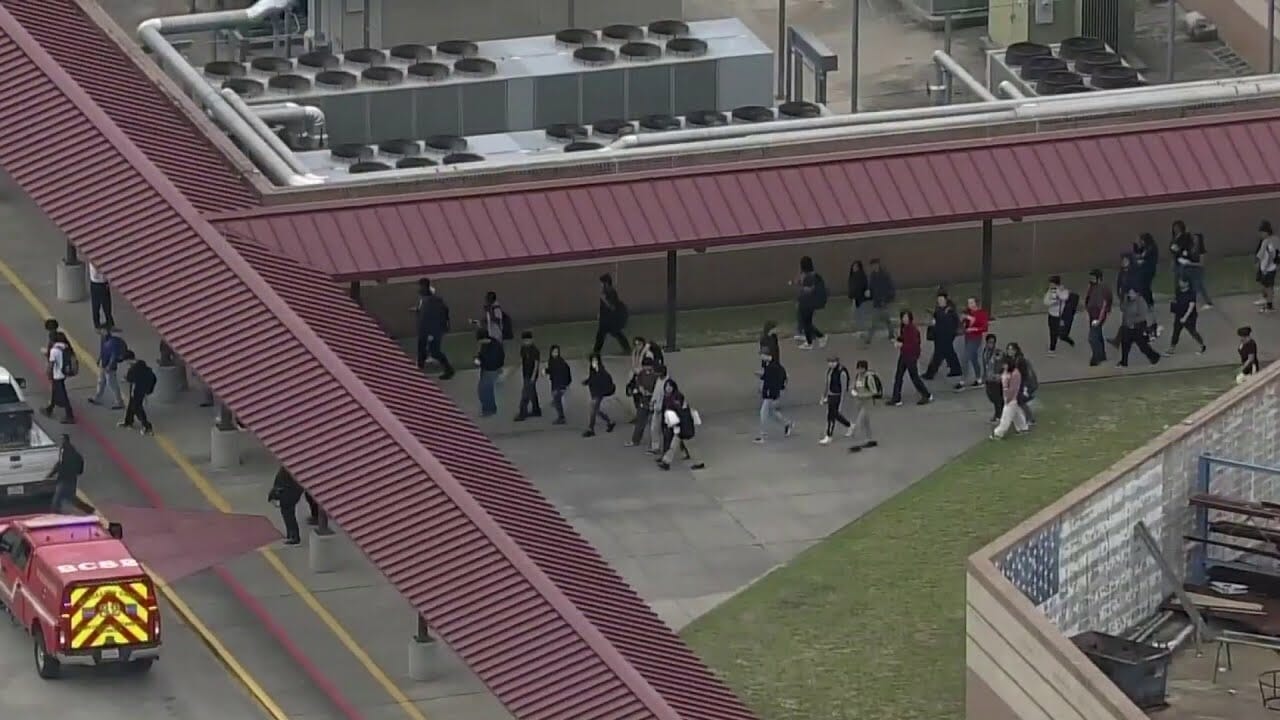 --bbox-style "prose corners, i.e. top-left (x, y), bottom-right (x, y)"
top-left (680, 368), bottom-right (1236, 720)
top-left (439, 254), bottom-right (1257, 361)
